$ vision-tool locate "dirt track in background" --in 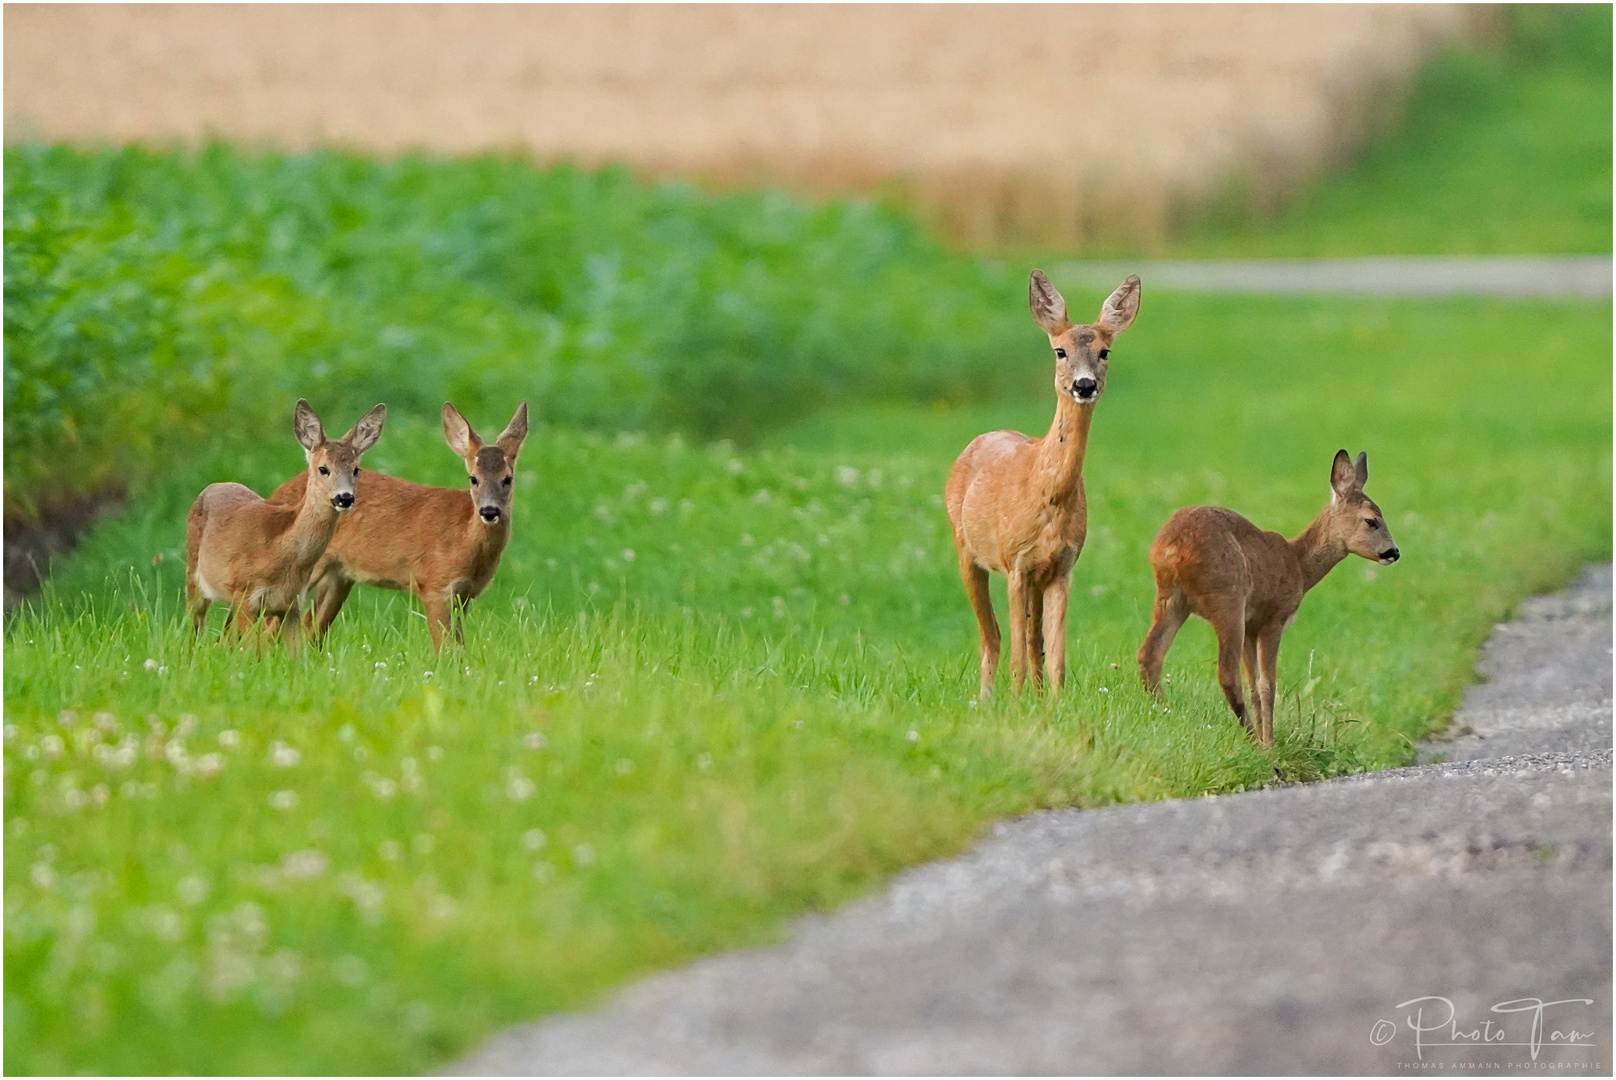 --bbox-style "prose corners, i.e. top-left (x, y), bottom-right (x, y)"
top-left (4, 4), bottom-right (1486, 247)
